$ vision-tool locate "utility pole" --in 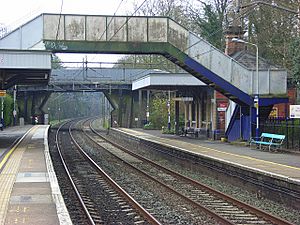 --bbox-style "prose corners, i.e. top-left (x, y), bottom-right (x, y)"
top-left (0, 96), bottom-right (3, 130)
top-left (0, 89), bottom-right (6, 130)
top-left (13, 85), bottom-right (17, 126)
top-left (167, 90), bottom-right (171, 131)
